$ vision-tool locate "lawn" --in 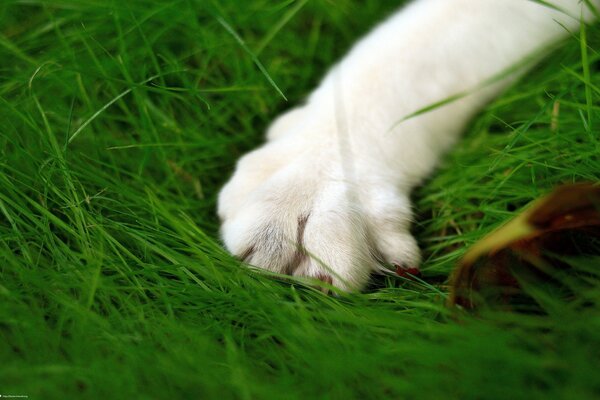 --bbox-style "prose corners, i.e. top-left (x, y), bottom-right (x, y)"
top-left (1, 0), bottom-right (599, 399)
